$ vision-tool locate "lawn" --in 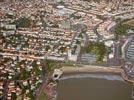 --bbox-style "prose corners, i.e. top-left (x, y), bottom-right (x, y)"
top-left (39, 92), bottom-right (47, 100)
